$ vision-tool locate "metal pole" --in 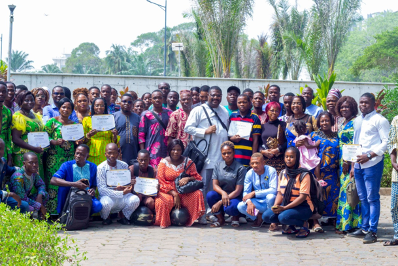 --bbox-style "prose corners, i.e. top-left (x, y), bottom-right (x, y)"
top-left (164, 0), bottom-right (167, 76)
top-left (178, 49), bottom-right (181, 77)
top-left (7, 6), bottom-right (15, 81)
